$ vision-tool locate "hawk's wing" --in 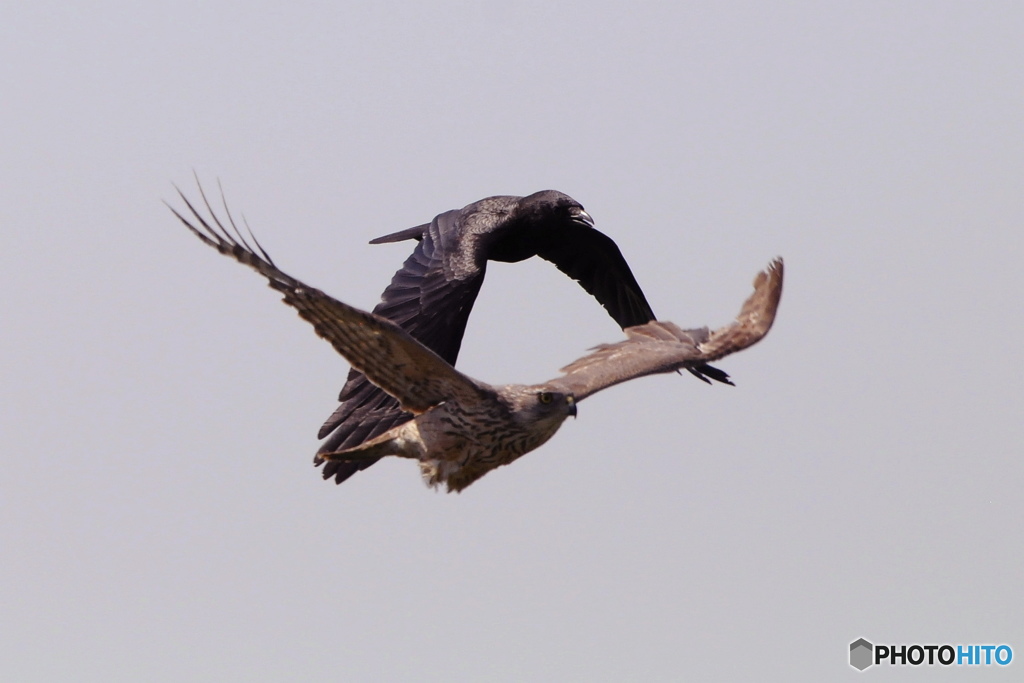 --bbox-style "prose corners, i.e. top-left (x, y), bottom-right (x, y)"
top-left (532, 224), bottom-right (730, 386)
top-left (546, 258), bottom-right (783, 402)
top-left (169, 187), bottom-right (488, 414)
